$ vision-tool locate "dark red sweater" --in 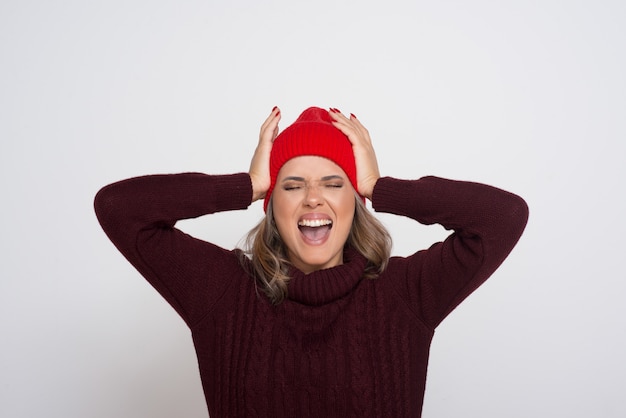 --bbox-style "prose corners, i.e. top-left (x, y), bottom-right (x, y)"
top-left (94, 173), bottom-right (528, 417)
